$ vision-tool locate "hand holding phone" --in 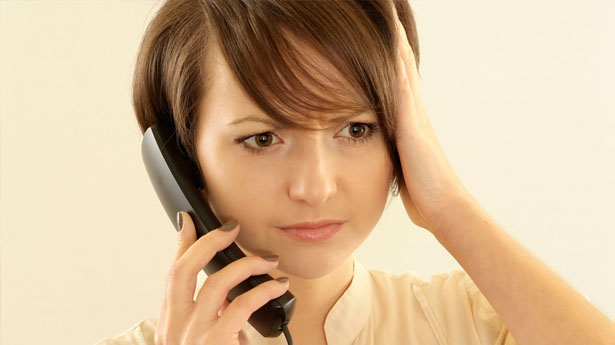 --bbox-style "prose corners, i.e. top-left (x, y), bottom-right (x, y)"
top-left (141, 124), bottom-right (296, 340)
top-left (153, 211), bottom-right (290, 345)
